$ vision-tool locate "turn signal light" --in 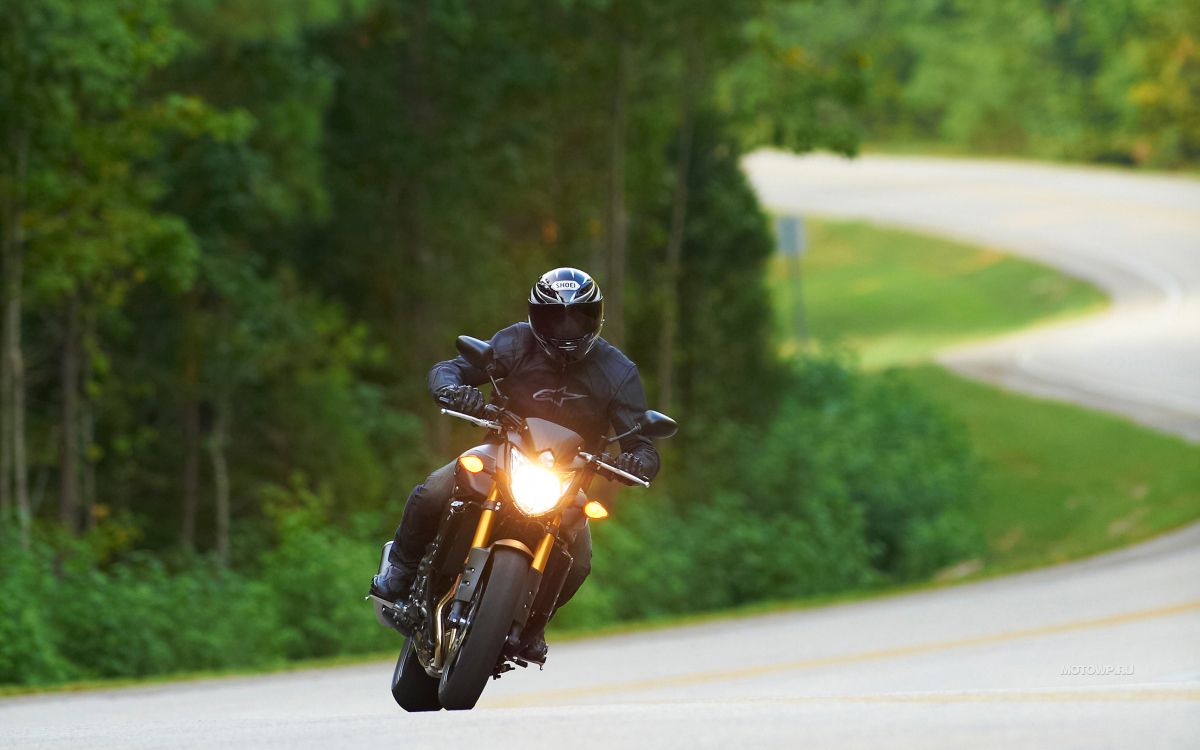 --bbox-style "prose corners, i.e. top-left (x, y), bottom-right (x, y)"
top-left (583, 501), bottom-right (609, 520)
top-left (459, 455), bottom-right (485, 474)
